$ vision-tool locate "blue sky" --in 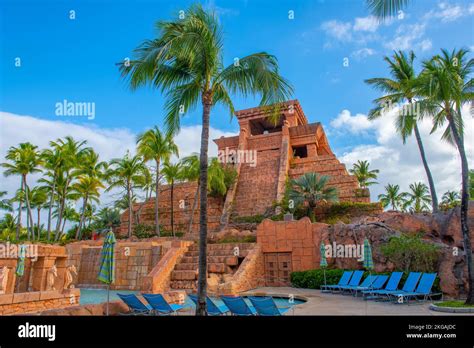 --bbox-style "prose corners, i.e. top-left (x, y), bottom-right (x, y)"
top-left (1, 0), bottom-right (473, 202)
